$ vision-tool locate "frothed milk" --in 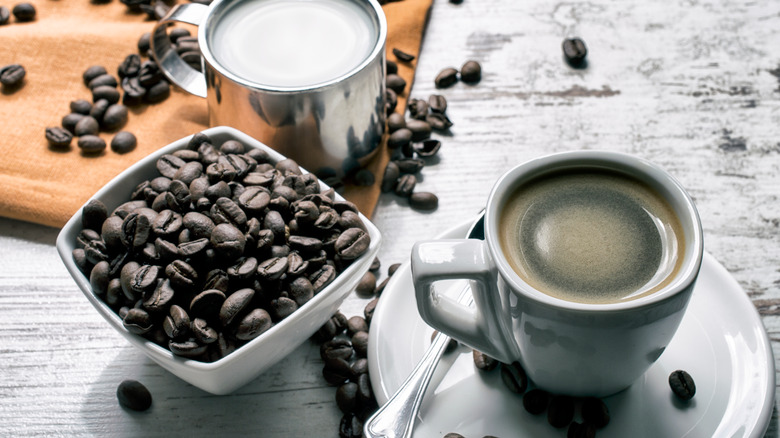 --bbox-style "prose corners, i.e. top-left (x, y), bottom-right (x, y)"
top-left (209, 0), bottom-right (377, 87)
